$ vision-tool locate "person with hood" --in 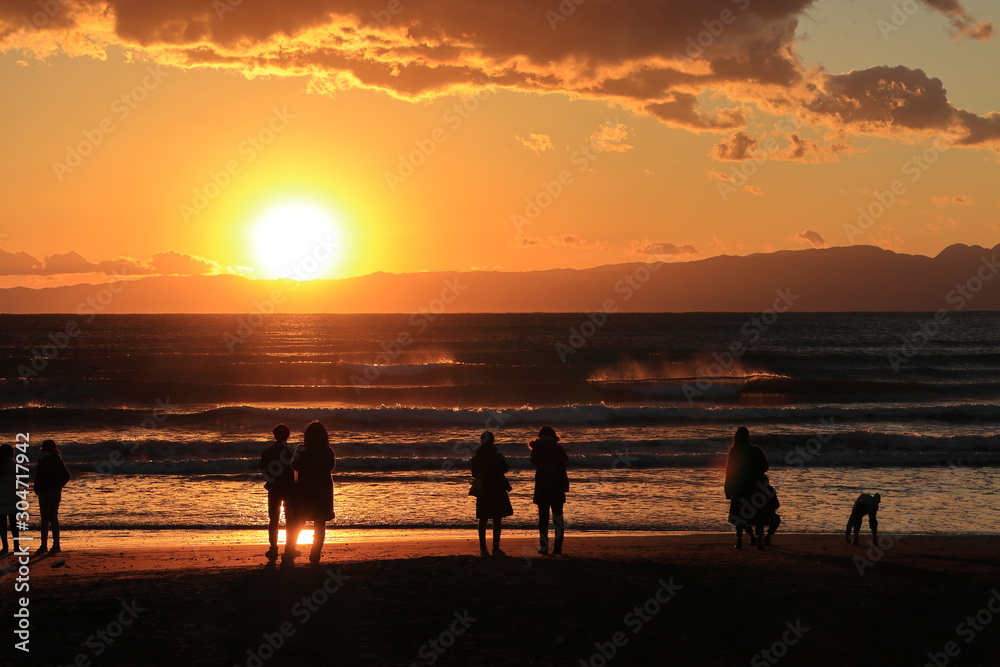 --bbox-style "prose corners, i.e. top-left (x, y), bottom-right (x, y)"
top-left (724, 426), bottom-right (770, 550)
top-left (529, 425), bottom-right (569, 556)
top-left (470, 431), bottom-right (513, 556)
top-left (284, 421), bottom-right (336, 565)
top-left (35, 439), bottom-right (71, 554)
